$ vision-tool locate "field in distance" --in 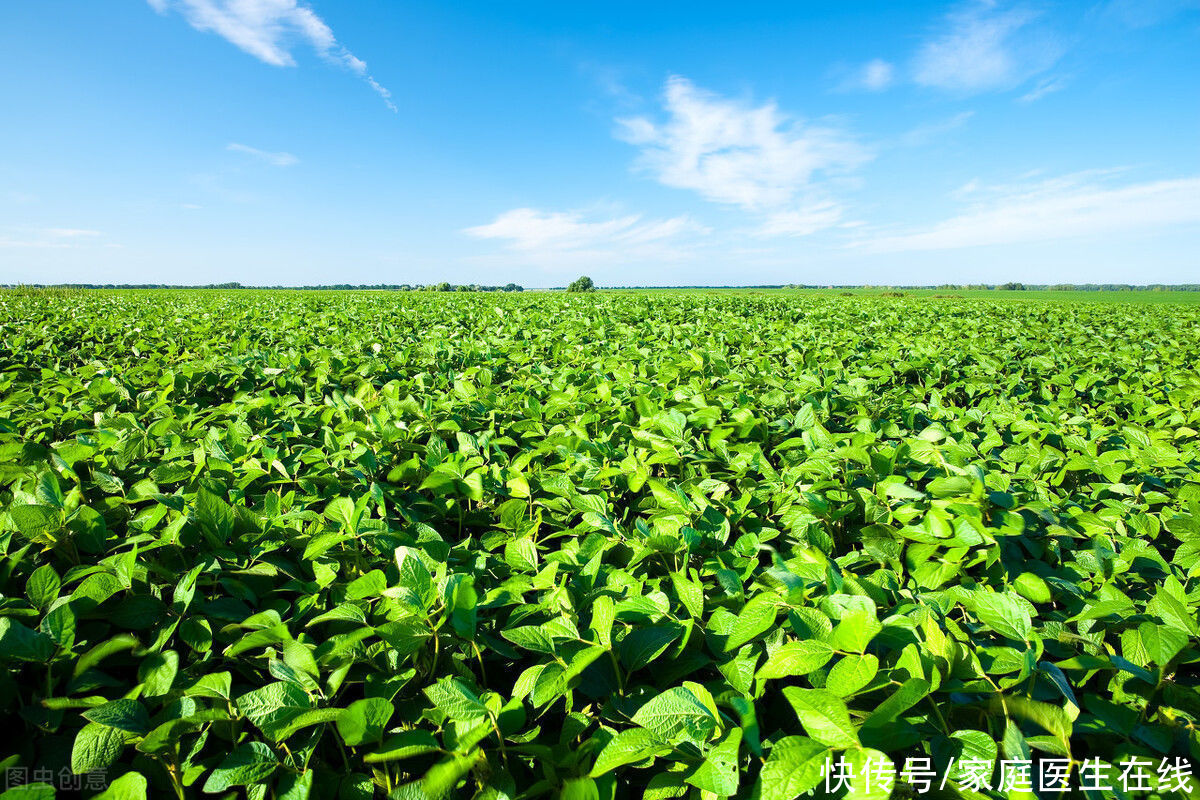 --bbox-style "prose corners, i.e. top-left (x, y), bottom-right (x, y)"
top-left (1, 288), bottom-right (1198, 799)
